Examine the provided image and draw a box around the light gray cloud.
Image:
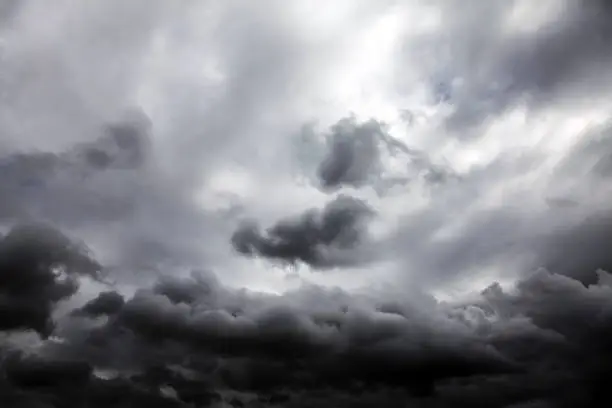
[404,0,612,136]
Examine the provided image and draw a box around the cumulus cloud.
[72,291,124,318]
[44,270,512,398]
[0,264,608,406]
[231,195,375,269]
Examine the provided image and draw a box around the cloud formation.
[0,223,101,337]
[416,0,612,134]
[0,260,611,406]
[0,111,150,225]
[2,0,612,406]
[231,195,375,269]
[316,116,455,192]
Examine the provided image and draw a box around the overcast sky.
[2,1,612,407]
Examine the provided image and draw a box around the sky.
[1,1,612,407]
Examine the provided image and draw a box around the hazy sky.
[2,1,612,406]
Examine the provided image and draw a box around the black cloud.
[47,271,513,400]
[0,351,188,408]
[231,195,375,268]
[0,223,101,337]
[15,267,608,407]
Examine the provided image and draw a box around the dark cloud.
[535,211,612,285]
[231,195,375,268]
[72,291,125,318]
[3,353,93,389]
[0,267,599,406]
[46,271,511,399]
[0,222,101,337]
[3,1,612,406]
[0,222,610,406]
[316,116,455,192]
[0,351,188,408]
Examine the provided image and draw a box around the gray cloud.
[0,223,101,337]
[231,195,375,269]
[316,116,455,192]
[317,118,386,190]
[46,270,511,398]
[0,264,603,406]
[382,113,612,292]
[0,220,610,405]
[72,291,125,318]
[3,1,612,406]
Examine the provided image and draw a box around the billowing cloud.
[72,291,124,318]
[0,223,101,337]
[0,264,608,406]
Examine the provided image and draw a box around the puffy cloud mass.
[2,0,612,406]
[0,223,101,337]
[3,267,612,407]
[231,195,375,269]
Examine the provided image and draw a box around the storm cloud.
[3,0,612,406]
[0,261,609,406]
[0,223,101,337]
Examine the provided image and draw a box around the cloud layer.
[3,259,612,406]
